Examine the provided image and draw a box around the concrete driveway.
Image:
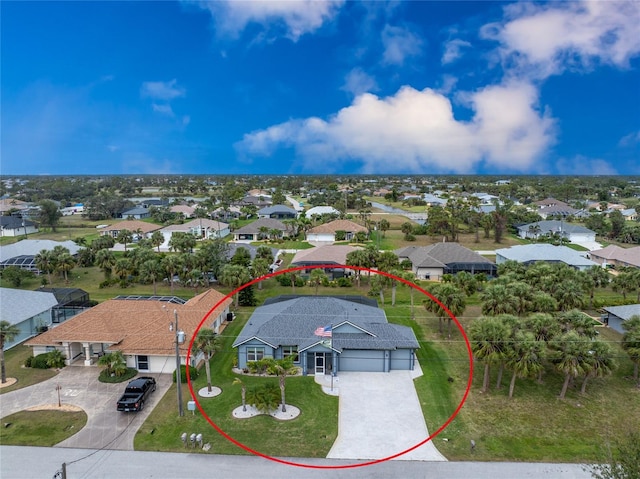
[325,370,447,461]
[0,366,172,450]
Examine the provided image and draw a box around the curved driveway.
[325,370,447,461]
[0,366,172,450]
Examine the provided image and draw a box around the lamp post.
[173,309,184,417]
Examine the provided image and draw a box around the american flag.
[314,324,332,337]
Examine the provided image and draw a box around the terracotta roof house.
[588,245,640,269]
[0,216,38,237]
[159,219,230,249]
[291,245,362,279]
[233,295,419,374]
[601,304,640,334]
[99,220,161,239]
[232,218,288,242]
[516,221,596,244]
[0,198,29,214]
[170,204,197,218]
[306,219,368,243]
[257,205,298,220]
[495,244,599,271]
[395,243,497,280]
[26,289,232,372]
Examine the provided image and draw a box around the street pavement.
[0,446,594,479]
[0,365,172,450]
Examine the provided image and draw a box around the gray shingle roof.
[258,205,297,215]
[517,221,594,235]
[233,218,287,235]
[0,240,82,262]
[396,243,492,268]
[495,244,598,268]
[602,304,640,320]
[233,296,418,351]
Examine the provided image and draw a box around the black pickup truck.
[116,377,156,412]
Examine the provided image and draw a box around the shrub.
[24,356,33,367]
[98,367,138,383]
[336,277,353,287]
[173,364,198,383]
[31,353,51,369]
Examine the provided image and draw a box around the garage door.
[339,350,384,372]
[390,350,412,370]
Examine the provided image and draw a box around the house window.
[246,347,264,362]
[137,355,149,371]
[282,346,299,363]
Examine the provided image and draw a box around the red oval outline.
[186,264,473,469]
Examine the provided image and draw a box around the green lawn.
[0,409,87,446]
[0,345,58,395]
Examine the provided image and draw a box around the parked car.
[116,377,156,412]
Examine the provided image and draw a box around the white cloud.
[619,130,640,146]
[381,24,423,66]
[140,79,185,101]
[481,1,640,79]
[554,155,618,175]
[340,68,378,97]
[152,103,174,116]
[442,39,471,65]
[236,81,556,173]
[191,0,344,42]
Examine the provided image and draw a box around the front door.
[315,353,324,374]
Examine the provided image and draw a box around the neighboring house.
[159,219,230,249]
[26,289,232,371]
[533,198,578,219]
[60,204,84,216]
[233,295,419,374]
[601,304,640,334]
[99,220,161,239]
[0,240,82,273]
[516,220,596,244]
[620,208,638,221]
[395,243,497,280]
[120,207,151,220]
[170,204,196,218]
[211,205,241,221]
[588,245,640,269]
[304,206,340,219]
[0,216,38,237]
[495,244,599,271]
[0,198,29,214]
[423,194,447,206]
[227,243,280,263]
[290,245,362,279]
[257,205,298,220]
[306,220,368,243]
[232,218,288,242]
[140,198,170,209]
[470,192,499,205]
[237,195,272,208]
[0,287,89,349]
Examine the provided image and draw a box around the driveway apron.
[326,371,447,461]
[0,366,172,450]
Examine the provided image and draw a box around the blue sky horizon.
[2,1,639,176]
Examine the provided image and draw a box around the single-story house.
[120,207,151,220]
[232,218,288,242]
[304,206,340,219]
[395,243,497,280]
[423,193,447,206]
[290,245,362,279]
[532,198,578,219]
[0,240,83,273]
[140,198,170,209]
[233,295,419,375]
[516,220,596,244]
[26,289,232,372]
[0,198,30,214]
[0,216,38,237]
[588,245,640,269]
[306,219,368,243]
[0,288,60,349]
[211,205,241,221]
[159,219,230,249]
[237,195,272,208]
[620,208,638,221]
[257,205,298,220]
[495,244,600,271]
[601,304,640,334]
[99,220,162,239]
[170,204,197,218]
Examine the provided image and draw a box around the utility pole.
[174,310,184,417]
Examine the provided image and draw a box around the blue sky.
[1,1,639,176]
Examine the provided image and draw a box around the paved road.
[0,446,593,479]
[0,366,172,450]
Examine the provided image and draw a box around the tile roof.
[291,245,362,265]
[101,220,161,234]
[590,245,640,268]
[308,219,368,234]
[396,243,493,268]
[26,289,232,357]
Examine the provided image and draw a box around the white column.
[83,342,92,366]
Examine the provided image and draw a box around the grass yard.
[135,312,338,457]
[0,345,58,395]
[0,409,87,446]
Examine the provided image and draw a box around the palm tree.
[622,315,640,386]
[309,269,328,295]
[401,272,419,319]
[559,309,597,338]
[233,378,247,412]
[553,281,585,311]
[117,229,133,251]
[468,316,510,393]
[97,351,127,377]
[251,258,270,290]
[193,329,221,393]
[150,230,164,252]
[426,283,466,338]
[346,249,369,287]
[579,340,616,395]
[0,321,20,383]
[55,253,76,283]
[267,357,295,412]
[34,249,54,285]
[378,218,390,237]
[162,254,183,294]
[218,264,251,308]
[95,249,116,280]
[480,283,518,316]
[46,349,66,369]
[582,266,610,309]
[612,271,637,301]
[506,331,545,398]
[510,282,534,316]
[139,259,163,295]
[551,331,592,399]
[531,291,558,314]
